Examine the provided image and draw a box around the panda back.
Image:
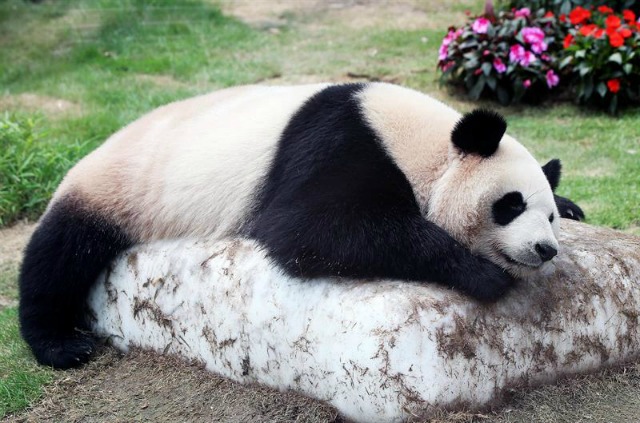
[54,84,329,241]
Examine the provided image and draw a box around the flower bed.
[438,3,640,113]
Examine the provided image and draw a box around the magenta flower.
[441,61,454,72]
[493,57,506,73]
[521,27,547,54]
[515,7,531,18]
[438,29,462,61]
[523,79,532,88]
[472,17,490,34]
[546,70,560,88]
[509,44,525,63]
[509,44,536,67]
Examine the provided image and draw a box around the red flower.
[606,15,621,29]
[623,9,636,22]
[595,28,604,38]
[609,31,624,47]
[559,14,567,23]
[544,11,554,18]
[579,24,598,36]
[607,79,620,93]
[563,33,574,48]
[620,27,632,38]
[598,6,614,14]
[569,7,591,25]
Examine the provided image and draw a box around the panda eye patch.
[492,191,526,226]
[549,213,554,223]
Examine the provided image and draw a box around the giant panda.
[19,82,584,369]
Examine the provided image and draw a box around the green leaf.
[575,50,586,59]
[579,64,592,76]
[486,75,497,90]
[596,82,607,98]
[496,85,511,105]
[481,62,492,76]
[608,94,618,115]
[469,76,485,100]
[623,63,633,74]
[559,56,573,69]
[584,76,594,100]
[608,53,623,64]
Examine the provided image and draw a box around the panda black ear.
[542,158,562,192]
[451,109,507,157]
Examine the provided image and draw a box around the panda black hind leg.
[19,194,132,369]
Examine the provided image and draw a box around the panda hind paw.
[32,333,95,369]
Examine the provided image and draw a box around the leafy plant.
[438,6,564,105]
[559,6,640,113]
[0,114,88,226]
[501,0,639,16]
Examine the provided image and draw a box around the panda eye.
[492,191,527,226]
[549,213,554,223]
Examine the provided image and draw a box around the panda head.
[428,109,560,278]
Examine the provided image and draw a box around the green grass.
[0,113,89,225]
[0,307,55,418]
[0,0,639,416]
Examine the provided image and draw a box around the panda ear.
[451,109,507,157]
[542,158,562,192]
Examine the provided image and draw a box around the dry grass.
[5,347,343,423]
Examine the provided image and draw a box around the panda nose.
[535,243,557,262]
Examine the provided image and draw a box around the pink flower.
[541,54,550,61]
[438,29,462,61]
[509,44,526,63]
[509,44,537,67]
[523,79,531,88]
[483,49,490,56]
[545,69,559,88]
[438,43,449,61]
[515,7,531,18]
[472,17,490,34]
[493,57,506,73]
[521,27,547,53]
[441,61,455,72]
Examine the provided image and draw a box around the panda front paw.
[455,258,515,302]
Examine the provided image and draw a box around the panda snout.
[535,242,557,262]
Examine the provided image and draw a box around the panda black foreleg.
[19,195,132,369]
[542,158,585,221]
[251,205,514,302]
[554,194,585,221]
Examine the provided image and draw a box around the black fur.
[542,158,561,191]
[451,109,507,157]
[249,84,513,302]
[542,159,586,221]
[19,195,132,369]
[492,191,526,226]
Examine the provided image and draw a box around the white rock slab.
[88,220,640,422]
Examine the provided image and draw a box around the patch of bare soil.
[134,74,188,89]
[0,221,35,307]
[0,221,35,266]
[0,94,81,118]
[7,347,343,423]
[219,0,476,30]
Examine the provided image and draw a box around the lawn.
[0,0,638,420]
